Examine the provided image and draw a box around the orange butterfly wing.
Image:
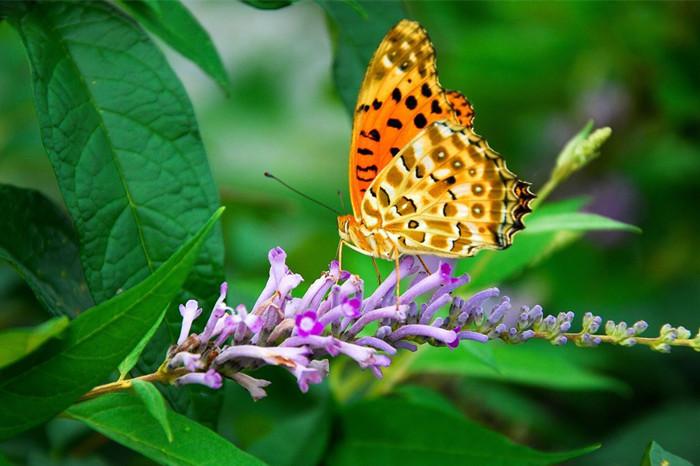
[348,20,475,214]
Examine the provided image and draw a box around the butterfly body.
[337,20,534,264]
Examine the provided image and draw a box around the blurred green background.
[1,1,699,464]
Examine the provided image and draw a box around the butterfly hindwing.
[361,121,534,258]
[348,20,475,215]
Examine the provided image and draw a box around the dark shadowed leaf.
[0,316,68,369]
[68,392,264,466]
[117,0,231,92]
[329,399,598,466]
[117,306,167,379]
[0,185,93,317]
[641,441,693,466]
[0,208,222,440]
[319,0,406,115]
[242,0,297,10]
[248,386,332,466]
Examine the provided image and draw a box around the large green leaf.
[525,211,641,234]
[0,316,68,369]
[329,399,598,466]
[0,208,223,440]
[641,441,693,466]
[319,0,406,115]
[459,197,640,289]
[0,185,93,317]
[68,392,264,466]
[413,340,626,393]
[8,0,223,309]
[117,0,230,92]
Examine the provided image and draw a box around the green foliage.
[0,208,222,440]
[413,340,626,393]
[329,399,598,466]
[117,0,231,92]
[0,316,68,369]
[458,197,634,289]
[319,0,405,115]
[67,391,263,466]
[0,185,93,317]
[117,306,167,379]
[242,0,297,10]
[642,442,694,466]
[7,0,224,309]
[131,380,174,442]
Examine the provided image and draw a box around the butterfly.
[336,20,534,284]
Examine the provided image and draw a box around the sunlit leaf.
[68,392,263,466]
[641,441,693,466]
[0,317,68,369]
[526,212,641,234]
[0,208,222,440]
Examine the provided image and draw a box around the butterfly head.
[337,215,357,243]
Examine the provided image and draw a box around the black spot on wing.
[357,148,373,155]
[368,129,381,141]
[414,113,427,128]
[431,99,442,114]
[372,99,382,110]
[405,96,417,110]
[388,118,403,129]
[421,83,432,97]
[392,88,402,102]
[390,147,400,156]
[355,165,378,182]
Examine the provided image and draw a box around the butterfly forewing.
[349,20,475,214]
[361,121,534,258]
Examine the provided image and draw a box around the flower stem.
[534,332,697,351]
[79,368,187,401]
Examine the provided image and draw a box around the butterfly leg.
[336,240,346,282]
[416,255,432,275]
[393,248,401,307]
[371,256,382,285]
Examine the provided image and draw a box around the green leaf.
[0,185,93,317]
[132,380,173,443]
[67,392,263,466]
[0,316,69,369]
[525,211,641,234]
[242,0,297,9]
[0,207,223,440]
[413,340,626,393]
[248,387,332,466]
[642,441,694,466]
[395,385,459,416]
[319,0,406,115]
[8,0,223,311]
[459,197,625,289]
[117,305,167,379]
[117,0,231,92]
[329,399,598,466]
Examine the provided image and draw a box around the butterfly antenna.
[337,190,346,211]
[264,172,341,215]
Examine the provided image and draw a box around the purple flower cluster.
[163,247,633,399]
